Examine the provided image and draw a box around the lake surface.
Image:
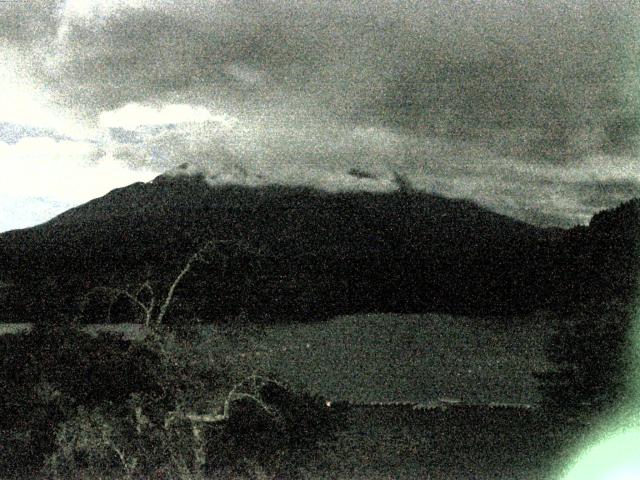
[0,312,551,405]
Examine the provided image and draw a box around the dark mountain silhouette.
[0,170,638,324]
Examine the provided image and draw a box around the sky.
[0,0,638,231]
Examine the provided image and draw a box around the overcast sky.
[0,0,638,231]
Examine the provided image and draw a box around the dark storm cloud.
[2,0,639,226]
[18,0,634,160]
[369,3,640,161]
[0,0,62,45]
[33,2,331,112]
[574,178,640,211]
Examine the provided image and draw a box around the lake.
[0,312,552,405]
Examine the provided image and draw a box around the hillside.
[0,170,637,324]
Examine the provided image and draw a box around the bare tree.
[84,239,262,330]
[71,239,330,478]
[165,374,286,426]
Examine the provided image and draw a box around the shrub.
[208,377,344,478]
[0,324,163,473]
[535,298,635,420]
[45,378,343,480]
[46,401,204,480]
[24,323,344,479]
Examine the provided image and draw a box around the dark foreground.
[300,405,582,480]
[0,404,589,479]
[46,406,582,480]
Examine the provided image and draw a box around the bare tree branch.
[155,246,204,326]
[164,374,287,429]
[89,286,153,325]
[84,239,250,328]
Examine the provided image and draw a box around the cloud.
[96,107,635,227]
[0,0,638,228]
[100,115,403,190]
[0,122,74,144]
[436,154,640,227]
[0,132,157,231]
[0,136,156,203]
[98,102,231,130]
[0,0,62,45]
[21,0,635,157]
[574,179,640,210]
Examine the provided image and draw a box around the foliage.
[43,378,342,480]
[0,317,342,478]
[137,327,343,478]
[46,405,139,479]
[42,339,342,479]
[535,298,635,418]
[0,323,162,472]
[40,324,238,478]
[46,401,207,480]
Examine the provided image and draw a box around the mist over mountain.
[0,169,637,324]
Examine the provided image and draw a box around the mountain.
[0,169,637,324]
